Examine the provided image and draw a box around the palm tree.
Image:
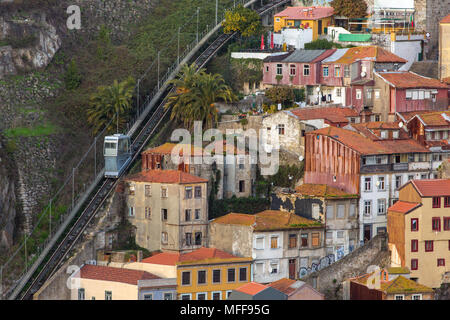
[87,76,136,135]
[165,63,235,130]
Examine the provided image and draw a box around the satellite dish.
[399,122,404,128]
[299,155,304,161]
[361,71,366,77]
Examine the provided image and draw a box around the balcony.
[360,163,391,173]
[392,163,409,171]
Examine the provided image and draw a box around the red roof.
[76,264,159,285]
[275,6,334,20]
[441,14,450,23]
[409,179,450,197]
[142,252,181,266]
[388,201,421,214]
[236,282,269,295]
[268,278,297,295]
[124,169,207,184]
[334,46,406,64]
[288,106,358,125]
[377,71,449,89]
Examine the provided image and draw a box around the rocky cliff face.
[0,139,19,249]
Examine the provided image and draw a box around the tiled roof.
[377,71,448,89]
[322,48,349,63]
[274,6,334,20]
[268,278,297,295]
[212,210,323,231]
[281,49,330,63]
[295,183,358,199]
[263,52,293,63]
[141,252,181,266]
[381,276,434,294]
[235,282,269,295]
[142,141,246,156]
[124,169,207,184]
[310,126,429,155]
[441,14,450,23]
[408,179,450,197]
[387,267,410,274]
[143,248,251,266]
[348,121,409,140]
[288,106,358,124]
[76,264,159,285]
[333,46,406,64]
[388,201,421,214]
[403,111,450,127]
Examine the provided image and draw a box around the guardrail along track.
[15,0,290,300]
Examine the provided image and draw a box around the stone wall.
[301,233,390,300]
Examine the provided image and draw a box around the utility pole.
[196,7,200,44]
[177,26,181,66]
[72,167,75,209]
[215,0,218,26]
[157,51,161,90]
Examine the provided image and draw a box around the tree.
[223,5,262,38]
[265,86,295,106]
[64,59,82,90]
[330,0,367,19]
[165,63,235,130]
[87,76,135,135]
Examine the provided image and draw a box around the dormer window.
[380,130,387,139]
[393,130,399,139]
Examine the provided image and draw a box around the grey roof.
[282,49,326,63]
[322,49,349,63]
[263,52,293,62]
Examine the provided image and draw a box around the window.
[395,176,402,189]
[145,207,151,219]
[161,208,168,221]
[227,268,235,282]
[255,236,264,249]
[337,231,344,238]
[161,187,167,198]
[438,259,445,266]
[105,291,112,300]
[408,175,414,181]
[226,290,233,299]
[378,199,386,215]
[277,64,282,75]
[312,232,320,247]
[336,88,342,97]
[212,269,221,284]
[364,200,372,216]
[344,65,350,77]
[406,90,412,100]
[239,267,247,282]
[412,294,422,300]
[411,218,419,231]
[394,294,405,300]
[444,217,450,231]
[277,124,285,135]
[180,294,191,300]
[425,240,434,252]
[375,90,380,99]
[185,209,191,221]
[421,174,427,180]
[432,217,441,231]
[432,197,441,208]
[265,65,269,72]
[366,90,372,99]
[337,204,345,219]
[185,187,193,199]
[411,259,418,270]
[78,288,85,300]
[270,235,278,249]
[161,232,168,244]
[145,185,151,197]
[290,64,296,76]
[323,66,329,77]
[377,227,386,235]
[212,292,221,300]
[128,184,135,195]
[289,234,297,248]
[238,158,245,170]
[195,232,202,246]
[326,204,335,220]
[356,89,362,100]
[194,186,202,198]
[364,177,372,191]
[182,271,191,285]
[270,261,279,274]
[143,294,153,300]
[349,203,356,217]
[195,209,201,220]
[195,270,206,285]
[185,233,192,246]
[301,234,308,247]
[196,293,206,300]
[303,64,310,76]
[411,239,418,252]
[378,176,385,190]
[239,180,245,193]
[334,66,341,77]
[128,207,135,217]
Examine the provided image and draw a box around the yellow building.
[388,179,450,288]
[273,6,334,40]
[439,14,450,80]
[143,247,253,300]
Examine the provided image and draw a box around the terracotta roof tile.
[334,46,406,64]
[268,278,297,295]
[288,106,358,125]
[351,273,433,294]
[406,111,450,127]
[141,252,181,266]
[274,6,334,20]
[409,179,450,197]
[388,201,421,214]
[349,121,409,140]
[76,264,159,285]
[295,183,358,199]
[387,267,410,274]
[212,210,323,231]
[142,141,246,156]
[124,169,207,184]
[441,14,450,23]
[235,282,269,295]
[377,71,449,89]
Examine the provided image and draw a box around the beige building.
[388,179,450,288]
[439,14,450,80]
[124,169,208,253]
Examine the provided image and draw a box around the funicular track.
[13,0,290,300]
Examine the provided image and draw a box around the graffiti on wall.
[299,254,335,278]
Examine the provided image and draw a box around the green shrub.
[64,59,82,90]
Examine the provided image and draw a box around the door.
[318,20,322,35]
[289,259,296,279]
[364,225,372,242]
